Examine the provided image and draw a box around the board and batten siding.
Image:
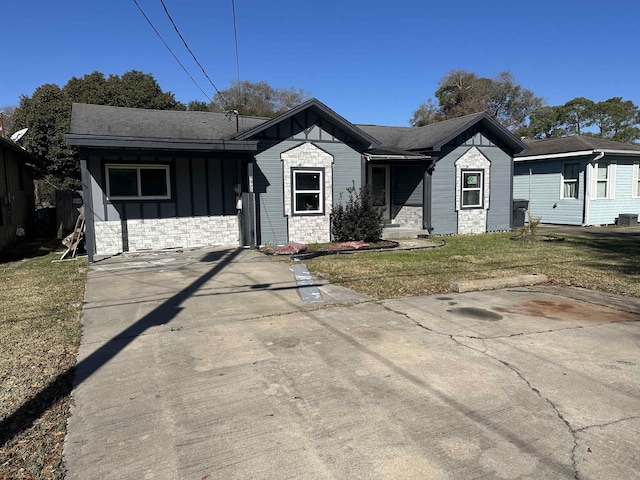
[254,125,363,246]
[587,158,640,225]
[86,153,241,255]
[513,158,586,225]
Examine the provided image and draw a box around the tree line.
[409,70,640,144]
[2,69,639,188]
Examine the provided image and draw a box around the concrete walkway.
[64,247,640,479]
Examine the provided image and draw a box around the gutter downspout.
[583,151,605,226]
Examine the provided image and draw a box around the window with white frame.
[292,169,323,214]
[562,162,579,199]
[633,162,640,198]
[461,170,483,208]
[594,161,614,199]
[106,164,171,200]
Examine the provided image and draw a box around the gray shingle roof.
[68,103,267,140]
[518,136,640,157]
[359,112,526,153]
[67,103,526,155]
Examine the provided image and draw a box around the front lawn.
[305,230,640,299]
[0,241,87,480]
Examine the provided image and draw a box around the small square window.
[293,169,323,214]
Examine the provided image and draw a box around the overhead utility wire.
[132,0,212,102]
[231,0,241,85]
[231,0,243,131]
[158,0,231,111]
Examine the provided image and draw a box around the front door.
[368,165,390,221]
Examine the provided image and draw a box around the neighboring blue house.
[66,99,526,261]
[514,136,640,226]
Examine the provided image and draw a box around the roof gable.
[359,112,527,154]
[235,98,381,148]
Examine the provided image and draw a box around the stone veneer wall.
[282,143,333,244]
[391,205,423,230]
[93,216,239,255]
[455,147,491,235]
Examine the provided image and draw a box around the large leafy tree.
[525,96,640,143]
[590,97,640,143]
[210,80,310,117]
[411,70,543,131]
[11,70,185,188]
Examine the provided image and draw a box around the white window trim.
[560,162,580,200]
[633,162,640,198]
[106,164,171,200]
[292,169,324,215]
[593,161,616,200]
[461,170,484,208]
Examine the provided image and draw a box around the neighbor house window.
[106,164,170,200]
[293,169,323,214]
[461,170,483,208]
[633,162,640,198]
[562,163,579,199]
[594,161,615,199]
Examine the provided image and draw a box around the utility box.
[512,199,529,228]
[617,213,638,227]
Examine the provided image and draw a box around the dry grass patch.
[306,231,640,299]
[0,241,87,480]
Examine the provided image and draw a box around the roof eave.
[65,134,258,152]
[515,148,640,161]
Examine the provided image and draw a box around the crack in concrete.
[380,303,581,479]
[575,415,640,433]
[452,336,580,480]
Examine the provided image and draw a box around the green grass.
[306,231,640,299]
[0,241,87,480]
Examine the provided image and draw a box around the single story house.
[514,136,640,226]
[0,136,37,250]
[66,99,527,261]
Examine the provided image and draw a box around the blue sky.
[2,0,639,126]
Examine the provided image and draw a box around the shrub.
[332,183,384,242]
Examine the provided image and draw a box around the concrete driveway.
[65,247,640,479]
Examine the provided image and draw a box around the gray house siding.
[430,150,458,234]
[83,151,242,256]
[391,166,425,205]
[87,154,238,221]
[481,146,512,232]
[430,133,514,235]
[253,123,364,246]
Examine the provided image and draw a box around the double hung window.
[293,169,323,214]
[461,171,483,208]
[562,163,579,199]
[595,162,612,199]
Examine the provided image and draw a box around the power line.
[231,0,241,86]
[132,0,212,102]
[158,0,231,110]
